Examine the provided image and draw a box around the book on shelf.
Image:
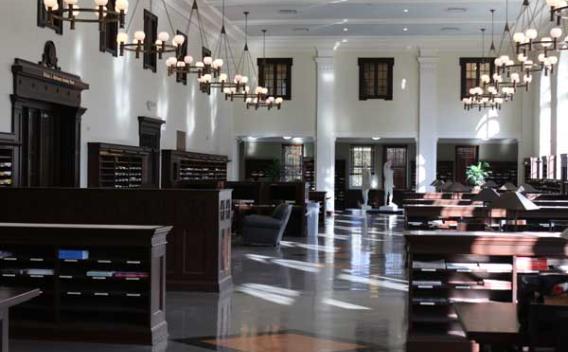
[58,249,89,260]
[412,280,443,287]
[517,257,549,272]
[479,263,513,273]
[26,268,54,276]
[446,263,479,271]
[412,260,446,270]
[86,271,115,278]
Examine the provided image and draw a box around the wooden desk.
[454,303,521,347]
[0,288,41,352]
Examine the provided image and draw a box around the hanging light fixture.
[463,27,510,111]
[224,11,267,103]
[510,0,562,76]
[43,0,128,31]
[198,0,237,95]
[246,30,283,110]
[165,0,218,79]
[117,0,185,60]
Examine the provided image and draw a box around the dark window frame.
[383,145,408,190]
[99,0,118,56]
[281,144,303,182]
[459,57,495,99]
[349,145,375,188]
[258,58,293,100]
[143,9,158,73]
[37,0,64,35]
[176,30,188,85]
[358,58,394,101]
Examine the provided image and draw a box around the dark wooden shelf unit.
[484,161,518,187]
[161,150,228,188]
[335,160,346,210]
[436,161,454,182]
[0,223,171,346]
[405,231,568,352]
[88,143,154,189]
[303,157,315,191]
[0,147,15,188]
[244,159,274,181]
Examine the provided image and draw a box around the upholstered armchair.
[242,204,292,246]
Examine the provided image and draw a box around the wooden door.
[455,145,479,184]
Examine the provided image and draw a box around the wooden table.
[454,303,521,350]
[0,288,41,352]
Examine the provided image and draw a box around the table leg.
[0,308,8,352]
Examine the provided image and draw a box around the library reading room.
[1,0,568,351]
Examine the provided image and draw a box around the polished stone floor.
[13,210,408,352]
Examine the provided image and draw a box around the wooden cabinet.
[161,150,228,188]
[0,223,170,345]
[0,145,17,188]
[88,143,155,189]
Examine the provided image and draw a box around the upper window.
[37,0,63,34]
[258,58,293,100]
[350,145,375,188]
[459,58,494,99]
[143,9,158,73]
[358,58,394,101]
[100,0,118,56]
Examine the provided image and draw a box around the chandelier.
[166,0,222,79]
[511,0,565,75]
[43,0,128,31]
[198,0,237,94]
[463,27,511,111]
[246,30,284,110]
[117,0,184,60]
[224,11,267,102]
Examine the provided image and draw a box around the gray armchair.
[242,204,292,246]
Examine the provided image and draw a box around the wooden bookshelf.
[161,150,228,188]
[437,161,454,182]
[484,161,518,187]
[0,147,15,188]
[335,160,346,210]
[303,157,315,191]
[405,231,568,352]
[88,143,155,189]
[0,223,171,345]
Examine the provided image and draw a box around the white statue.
[361,167,372,209]
[383,160,395,208]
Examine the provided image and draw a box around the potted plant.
[466,161,491,190]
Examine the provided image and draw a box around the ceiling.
[205,0,525,38]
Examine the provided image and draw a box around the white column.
[416,55,439,192]
[228,137,240,181]
[315,49,336,212]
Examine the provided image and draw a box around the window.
[358,58,394,101]
[37,0,63,34]
[176,31,188,85]
[143,10,158,73]
[459,58,494,99]
[384,146,408,189]
[258,58,293,100]
[99,0,118,56]
[350,145,375,188]
[281,144,303,182]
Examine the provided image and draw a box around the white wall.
[0,0,239,186]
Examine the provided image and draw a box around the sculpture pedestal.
[379,203,400,213]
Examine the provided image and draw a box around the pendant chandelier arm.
[161,0,177,35]
[125,0,141,32]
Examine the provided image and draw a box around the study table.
[0,288,41,352]
[454,302,522,349]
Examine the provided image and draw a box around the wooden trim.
[37,0,63,35]
[358,58,394,101]
[143,9,158,73]
[99,0,118,56]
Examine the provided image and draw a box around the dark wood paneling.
[0,188,232,292]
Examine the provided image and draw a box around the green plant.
[466,161,491,186]
[264,159,281,181]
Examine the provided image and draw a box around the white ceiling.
[204,0,525,38]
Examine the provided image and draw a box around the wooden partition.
[0,188,232,292]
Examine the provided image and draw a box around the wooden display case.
[405,231,568,352]
[0,223,171,346]
[0,146,16,188]
[161,150,228,188]
[88,143,155,189]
